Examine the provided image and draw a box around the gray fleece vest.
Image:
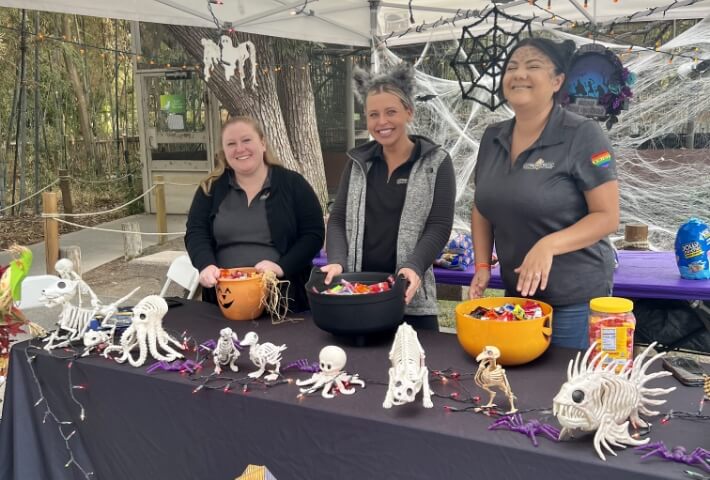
[344,148,448,315]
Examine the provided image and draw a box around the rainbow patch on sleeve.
[591,150,612,168]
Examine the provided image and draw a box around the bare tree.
[61,15,97,174]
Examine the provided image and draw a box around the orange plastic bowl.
[455,297,553,366]
[216,267,266,321]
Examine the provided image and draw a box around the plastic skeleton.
[296,346,365,398]
[474,346,518,414]
[201,38,220,82]
[240,331,286,382]
[553,341,676,461]
[213,327,241,374]
[488,413,561,447]
[219,36,258,89]
[41,260,138,351]
[635,441,710,472]
[103,295,184,367]
[383,323,433,408]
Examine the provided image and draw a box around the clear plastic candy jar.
[588,297,636,371]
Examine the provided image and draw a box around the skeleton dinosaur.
[41,260,138,351]
[553,342,675,461]
[241,331,286,381]
[383,322,433,408]
[474,345,518,414]
[213,327,241,374]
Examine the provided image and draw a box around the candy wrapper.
[319,276,394,295]
[674,218,710,280]
[468,300,543,321]
[435,233,474,270]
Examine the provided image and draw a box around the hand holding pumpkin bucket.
[216,267,289,322]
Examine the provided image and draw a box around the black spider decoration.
[450,6,532,111]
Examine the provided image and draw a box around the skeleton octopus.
[103,295,184,367]
[296,346,365,398]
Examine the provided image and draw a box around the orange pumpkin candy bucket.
[216,267,267,321]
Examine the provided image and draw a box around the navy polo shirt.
[474,105,617,306]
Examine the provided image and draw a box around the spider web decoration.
[450,6,532,111]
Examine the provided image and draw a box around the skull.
[219,327,238,343]
[318,346,347,375]
[391,378,417,405]
[54,258,76,279]
[132,295,168,326]
[41,279,79,307]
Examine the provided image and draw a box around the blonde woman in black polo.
[469,38,620,349]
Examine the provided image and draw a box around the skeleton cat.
[383,323,433,408]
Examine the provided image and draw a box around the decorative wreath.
[562,44,636,129]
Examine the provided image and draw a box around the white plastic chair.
[160,255,199,300]
[17,274,61,309]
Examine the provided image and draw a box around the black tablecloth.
[1,300,706,480]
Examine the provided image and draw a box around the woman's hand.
[514,238,554,297]
[468,269,491,299]
[320,264,343,285]
[255,260,284,278]
[199,265,221,288]
[398,267,421,305]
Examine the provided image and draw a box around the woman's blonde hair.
[199,116,281,195]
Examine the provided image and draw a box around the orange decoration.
[216,267,266,321]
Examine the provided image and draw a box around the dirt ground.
[80,236,191,302]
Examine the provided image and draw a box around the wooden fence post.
[122,221,142,260]
[42,191,59,274]
[58,168,73,214]
[155,175,167,245]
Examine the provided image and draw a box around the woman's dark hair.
[502,37,576,101]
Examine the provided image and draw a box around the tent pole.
[370,0,379,73]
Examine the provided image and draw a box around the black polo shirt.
[213,169,280,268]
[361,140,422,273]
[474,105,617,306]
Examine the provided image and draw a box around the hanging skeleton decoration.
[296,346,365,398]
[383,323,433,408]
[103,295,184,367]
[553,342,675,461]
[450,6,532,111]
[240,331,286,381]
[41,259,138,351]
[201,38,221,83]
[474,345,517,414]
[201,35,258,89]
[212,327,241,374]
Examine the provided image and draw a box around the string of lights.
[0,23,367,75]
[23,344,94,479]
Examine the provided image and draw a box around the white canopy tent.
[5,1,710,46]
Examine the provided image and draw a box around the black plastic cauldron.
[306,268,406,338]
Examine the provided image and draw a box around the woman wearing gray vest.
[322,63,456,331]
[469,38,620,349]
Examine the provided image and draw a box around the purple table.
[314,250,710,301]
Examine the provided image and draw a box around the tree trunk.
[165,26,328,208]
[61,15,97,175]
[274,40,328,207]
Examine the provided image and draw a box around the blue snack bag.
[675,218,710,280]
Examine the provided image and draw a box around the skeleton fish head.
[391,378,418,405]
[552,373,605,432]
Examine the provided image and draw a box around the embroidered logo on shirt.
[396,178,408,185]
[591,150,612,168]
[523,158,555,170]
